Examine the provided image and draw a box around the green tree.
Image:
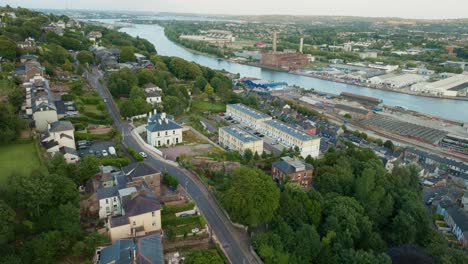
[8,88,24,109]
[163,173,179,190]
[0,200,15,246]
[383,140,395,151]
[184,249,223,264]
[63,59,73,72]
[76,50,94,65]
[0,104,24,144]
[223,167,280,226]
[120,46,135,62]
[0,36,17,60]
[204,83,214,96]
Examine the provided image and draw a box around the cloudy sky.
[5,0,468,19]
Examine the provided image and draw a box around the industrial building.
[260,119,321,158]
[218,126,263,155]
[226,103,272,129]
[180,30,235,45]
[333,104,372,119]
[329,63,385,79]
[340,92,382,105]
[411,74,468,96]
[439,134,468,155]
[260,33,309,70]
[370,73,429,88]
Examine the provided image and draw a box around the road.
[85,68,258,264]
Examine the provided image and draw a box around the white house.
[144,90,162,105]
[41,121,78,163]
[146,111,183,147]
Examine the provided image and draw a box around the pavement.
[85,68,258,264]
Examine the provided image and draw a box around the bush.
[61,94,75,101]
[79,96,102,105]
[75,130,117,141]
[162,215,204,227]
[162,202,196,215]
[127,147,144,161]
[163,173,179,190]
[100,157,130,167]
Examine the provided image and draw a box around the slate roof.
[446,207,468,232]
[136,234,164,264]
[334,104,370,115]
[147,114,182,133]
[272,159,314,174]
[98,239,135,264]
[264,119,318,141]
[59,146,78,156]
[221,126,261,143]
[123,163,160,178]
[228,103,271,120]
[123,190,161,217]
[49,120,74,132]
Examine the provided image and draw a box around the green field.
[0,142,41,184]
[192,101,226,112]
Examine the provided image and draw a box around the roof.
[334,104,370,115]
[227,103,271,120]
[446,206,468,232]
[99,239,135,264]
[405,148,468,172]
[136,234,164,264]
[123,163,160,178]
[59,146,78,156]
[145,91,161,98]
[273,158,314,174]
[49,120,74,132]
[264,119,317,142]
[220,126,261,143]
[123,190,161,217]
[147,113,182,132]
[97,185,119,200]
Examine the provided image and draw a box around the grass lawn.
[183,131,208,145]
[192,101,226,113]
[0,142,41,184]
[83,104,101,114]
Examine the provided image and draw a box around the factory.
[180,30,235,45]
[370,73,429,88]
[241,79,288,92]
[218,126,264,155]
[260,33,309,70]
[411,74,468,97]
[226,103,272,129]
[259,120,321,158]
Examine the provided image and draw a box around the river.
[119,23,468,123]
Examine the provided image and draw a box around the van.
[108,146,116,156]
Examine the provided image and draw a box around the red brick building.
[271,157,314,188]
[261,51,309,70]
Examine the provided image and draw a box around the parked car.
[95,150,102,158]
[102,150,108,157]
[191,228,200,233]
[108,146,116,156]
[139,152,148,158]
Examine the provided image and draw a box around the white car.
[102,150,109,157]
[139,152,148,158]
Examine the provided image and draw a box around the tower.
[299,37,304,53]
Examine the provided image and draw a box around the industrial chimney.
[273,32,277,52]
[299,37,304,53]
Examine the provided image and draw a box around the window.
[152,211,155,217]
[157,140,160,146]
[152,221,156,226]
[176,138,179,143]
[133,221,136,226]
[157,132,160,137]
[165,131,168,136]
[113,197,117,202]
[173,130,175,134]
[106,199,109,204]
[167,139,170,145]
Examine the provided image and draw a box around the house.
[146,111,183,147]
[97,171,132,220]
[144,90,162,105]
[41,121,77,163]
[87,31,103,42]
[450,173,468,189]
[437,200,468,247]
[272,157,314,188]
[123,163,162,197]
[108,189,162,242]
[17,37,37,50]
[33,102,58,132]
[96,234,164,264]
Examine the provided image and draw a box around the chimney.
[299,37,304,53]
[161,112,166,120]
[153,109,157,115]
[273,32,277,52]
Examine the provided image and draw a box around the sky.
[4,0,468,19]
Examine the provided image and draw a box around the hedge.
[75,130,117,141]
[100,157,130,167]
[79,96,102,105]
[162,202,196,216]
[162,215,205,227]
[127,147,144,161]
[64,116,112,125]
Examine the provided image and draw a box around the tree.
[0,200,15,246]
[136,68,155,86]
[223,167,280,226]
[163,173,179,190]
[76,155,100,184]
[204,83,214,96]
[120,46,135,62]
[0,104,24,144]
[76,50,94,65]
[0,36,17,60]
[243,149,253,163]
[63,59,73,72]
[383,140,395,151]
[184,249,223,264]
[8,88,24,109]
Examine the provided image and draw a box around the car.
[253,132,260,135]
[426,197,434,205]
[191,228,200,233]
[102,150,109,157]
[139,152,148,158]
[258,134,265,137]
[95,151,102,158]
[179,213,190,217]
[79,152,85,157]
[88,149,95,155]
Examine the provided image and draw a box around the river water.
[119,23,468,123]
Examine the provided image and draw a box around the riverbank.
[160,30,468,102]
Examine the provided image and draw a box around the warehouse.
[411,74,468,96]
[370,73,428,88]
[219,126,263,155]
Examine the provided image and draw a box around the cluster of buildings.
[411,74,468,97]
[90,164,165,263]
[89,43,156,72]
[180,29,235,45]
[220,103,321,159]
[260,33,309,70]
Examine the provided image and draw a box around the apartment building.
[260,119,321,158]
[219,126,263,155]
[226,103,272,129]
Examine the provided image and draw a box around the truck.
[108,146,116,156]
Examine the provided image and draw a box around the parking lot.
[77,140,116,158]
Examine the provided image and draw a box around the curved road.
[85,68,258,264]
